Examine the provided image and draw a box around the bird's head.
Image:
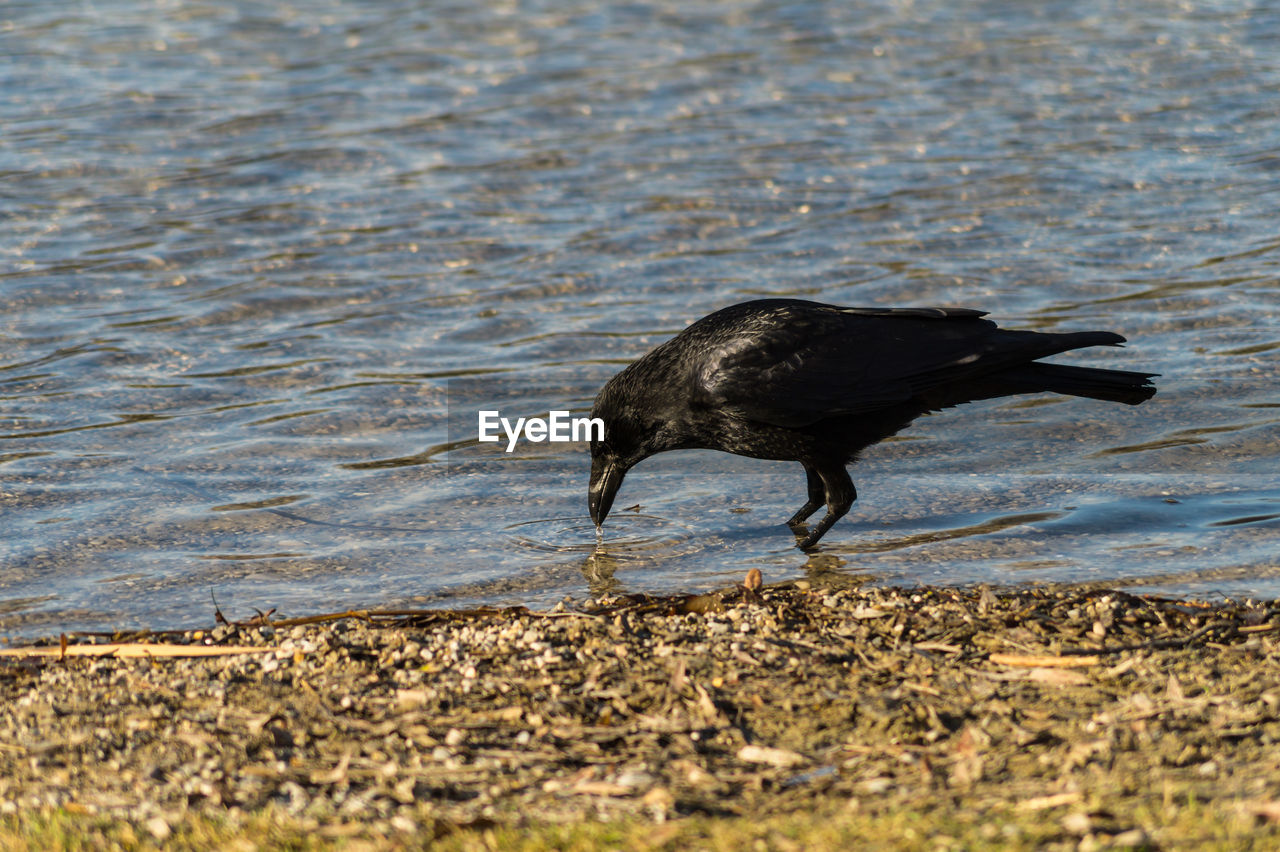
[587,408,647,530]
[587,375,685,529]
[587,441,627,529]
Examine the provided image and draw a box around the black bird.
[588,299,1157,549]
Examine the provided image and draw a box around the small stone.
[614,769,654,789]
[390,815,417,833]
[1061,812,1092,835]
[859,777,892,794]
[642,785,675,818]
[737,745,805,768]
[144,816,170,841]
[1110,828,1149,847]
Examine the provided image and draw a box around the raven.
[588,299,1156,549]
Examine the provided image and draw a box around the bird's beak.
[588,456,626,529]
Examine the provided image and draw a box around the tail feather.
[1004,362,1158,405]
[997,329,1128,362]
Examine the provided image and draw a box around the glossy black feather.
[588,298,1157,548]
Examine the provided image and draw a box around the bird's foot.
[795,530,822,550]
[789,523,820,550]
[792,510,841,550]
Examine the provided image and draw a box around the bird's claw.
[791,526,820,550]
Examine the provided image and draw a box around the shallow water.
[2,0,1278,636]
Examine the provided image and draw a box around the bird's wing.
[696,305,1035,428]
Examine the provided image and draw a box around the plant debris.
[1,581,1278,846]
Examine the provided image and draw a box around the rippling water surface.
[3,1,1278,635]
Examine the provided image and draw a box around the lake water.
[3,0,1278,637]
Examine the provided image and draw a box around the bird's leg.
[786,464,825,527]
[795,465,856,550]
